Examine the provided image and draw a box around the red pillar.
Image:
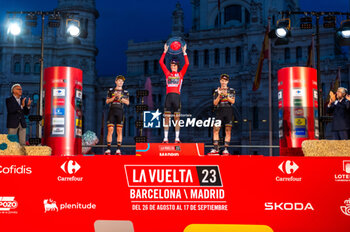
[43,66,83,156]
[278,67,319,156]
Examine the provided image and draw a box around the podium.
[136,143,205,156]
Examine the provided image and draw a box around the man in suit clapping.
[6,84,31,145]
[327,87,350,140]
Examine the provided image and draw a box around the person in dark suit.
[327,87,350,140]
[6,84,32,145]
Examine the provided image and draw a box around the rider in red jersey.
[159,43,189,143]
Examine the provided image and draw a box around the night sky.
[0,0,349,76]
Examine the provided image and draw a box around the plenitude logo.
[43,198,96,213]
[276,160,302,182]
[57,160,83,182]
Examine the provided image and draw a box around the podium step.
[136,143,204,156]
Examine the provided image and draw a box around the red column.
[278,67,319,156]
[43,66,83,156]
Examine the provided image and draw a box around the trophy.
[166,37,186,55]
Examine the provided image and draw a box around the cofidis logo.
[0,165,32,175]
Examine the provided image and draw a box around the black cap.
[220,74,229,80]
[170,58,179,65]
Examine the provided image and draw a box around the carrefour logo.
[60,160,80,174]
[143,109,162,128]
[279,160,299,174]
[276,160,302,182]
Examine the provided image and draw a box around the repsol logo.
[265,202,314,211]
[0,165,32,174]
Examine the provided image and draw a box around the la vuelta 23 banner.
[125,165,226,211]
[0,156,349,232]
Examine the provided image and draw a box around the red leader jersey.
[159,53,189,94]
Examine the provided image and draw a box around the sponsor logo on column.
[52,98,65,106]
[292,89,303,97]
[278,90,283,101]
[43,199,96,213]
[76,128,82,137]
[52,127,64,135]
[294,108,304,116]
[0,197,18,214]
[264,202,314,211]
[58,160,83,182]
[334,160,350,182]
[0,165,32,175]
[276,160,302,182]
[52,117,65,125]
[52,108,65,116]
[76,89,82,99]
[53,88,65,97]
[340,198,350,216]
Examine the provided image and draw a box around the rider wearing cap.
[159,43,189,143]
[209,74,236,155]
[105,75,129,155]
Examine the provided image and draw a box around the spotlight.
[276,28,288,38]
[66,19,80,37]
[275,19,291,38]
[7,20,22,36]
[336,20,350,46]
[268,18,291,45]
[339,20,350,38]
[341,30,350,39]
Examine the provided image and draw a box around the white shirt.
[13,95,23,109]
